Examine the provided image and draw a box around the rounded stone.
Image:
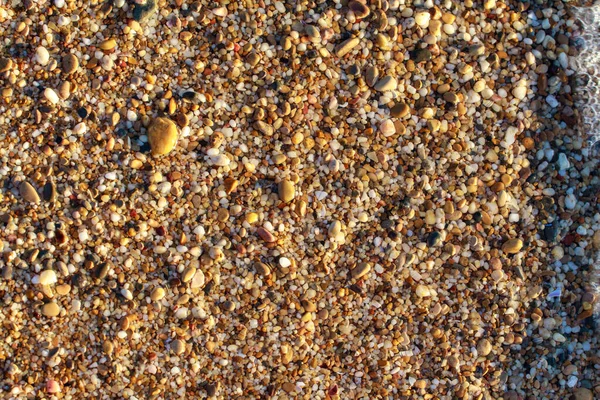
[39,270,57,285]
[171,339,186,355]
[502,238,523,254]
[351,262,371,279]
[254,262,271,276]
[42,302,61,317]
[151,287,166,301]
[278,179,295,203]
[148,117,178,156]
[62,54,79,75]
[390,102,410,118]
[19,181,40,203]
[477,338,492,356]
[374,76,397,92]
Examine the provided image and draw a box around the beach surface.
[0,0,599,399]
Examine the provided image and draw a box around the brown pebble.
[19,181,40,203]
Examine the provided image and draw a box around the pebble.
[257,227,276,243]
[46,380,61,394]
[351,262,371,279]
[42,302,61,317]
[35,46,50,65]
[335,38,360,57]
[427,231,442,247]
[151,287,165,301]
[374,76,397,92]
[148,117,178,156]
[512,86,527,101]
[390,102,410,118]
[254,262,271,276]
[379,120,396,137]
[171,339,185,355]
[278,179,295,203]
[43,88,60,104]
[0,57,13,73]
[19,181,40,203]
[181,266,197,283]
[411,48,432,63]
[254,121,274,136]
[133,0,157,22]
[572,388,593,400]
[38,270,57,285]
[502,238,523,254]
[191,269,205,288]
[415,285,431,298]
[477,339,493,356]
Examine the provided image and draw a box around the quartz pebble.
[38,270,57,285]
[351,262,371,279]
[374,76,397,92]
[35,46,50,65]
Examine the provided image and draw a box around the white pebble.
[35,46,50,65]
[44,88,59,104]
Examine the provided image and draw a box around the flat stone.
[349,1,370,18]
[257,227,276,243]
[477,338,492,356]
[335,37,360,57]
[254,120,273,136]
[502,238,523,254]
[374,76,397,92]
[62,54,79,75]
[390,102,410,118]
[254,262,271,276]
[278,179,295,203]
[39,270,57,285]
[191,269,205,288]
[415,284,431,297]
[19,181,40,203]
[171,339,185,355]
[573,388,593,400]
[182,266,197,283]
[43,181,57,202]
[42,302,61,317]
[0,57,12,73]
[365,66,379,87]
[133,0,157,22]
[351,262,371,279]
[148,117,178,156]
[151,287,166,301]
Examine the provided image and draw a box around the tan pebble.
[335,37,360,57]
[502,238,523,254]
[415,284,431,298]
[56,284,71,295]
[224,177,239,194]
[191,269,205,288]
[491,269,504,282]
[414,379,427,389]
[301,300,316,312]
[151,287,166,301]
[148,117,178,156]
[19,181,40,203]
[102,340,114,354]
[278,179,295,203]
[477,338,492,356]
[351,262,371,279]
[374,76,397,92]
[99,38,117,50]
[39,270,57,285]
[182,266,197,283]
[379,120,396,137]
[254,262,271,276]
[171,339,185,355]
[42,302,61,317]
[282,382,296,393]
